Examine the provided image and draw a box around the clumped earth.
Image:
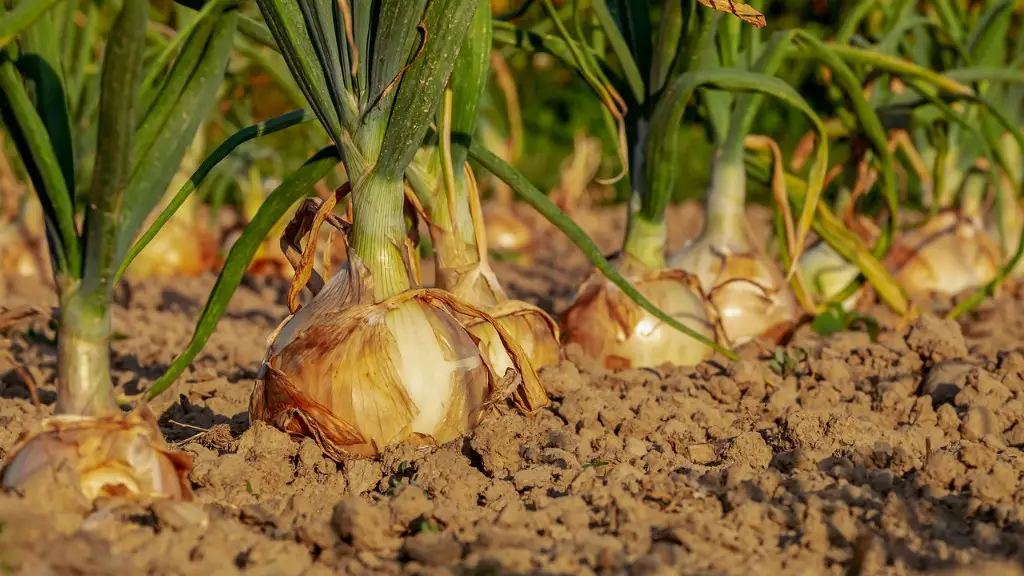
[2,203,1024,575]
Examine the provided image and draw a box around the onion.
[0,225,42,279]
[127,131,215,279]
[560,256,715,369]
[670,234,798,347]
[1,406,192,501]
[127,205,215,279]
[482,204,534,260]
[891,211,1000,300]
[250,250,548,461]
[797,241,863,311]
[669,160,798,347]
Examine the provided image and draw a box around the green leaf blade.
[375,0,481,179]
[145,147,341,401]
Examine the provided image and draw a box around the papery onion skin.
[892,211,1000,300]
[0,408,192,502]
[251,258,537,461]
[670,237,798,348]
[560,267,714,370]
[466,303,561,377]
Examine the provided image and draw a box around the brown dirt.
[2,202,1024,575]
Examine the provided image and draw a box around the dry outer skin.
[1,204,1024,574]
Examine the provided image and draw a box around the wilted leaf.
[697,0,766,28]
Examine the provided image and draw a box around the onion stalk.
[664,21,829,347]
[552,1,764,367]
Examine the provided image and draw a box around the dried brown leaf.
[698,0,766,28]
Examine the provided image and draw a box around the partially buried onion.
[0,224,42,279]
[891,210,1000,300]
[128,130,216,279]
[128,198,216,279]
[1,406,192,501]
[560,255,715,370]
[250,240,548,460]
[0,192,48,283]
[668,160,798,347]
[433,166,561,376]
[670,234,798,347]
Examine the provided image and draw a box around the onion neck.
[623,213,666,271]
[430,174,480,274]
[960,173,985,222]
[56,281,119,416]
[350,170,413,302]
[703,156,748,248]
[936,146,962,210]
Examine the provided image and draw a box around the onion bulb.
[669,235,798,347]
[560,256,715,369]
[797,241,862,311]
[443,257,561,376]
[668,161,798,347]
[891,210,1000,300]
[434,167,561,375]
[483,204,534,261]
[128,196,216,279]
[0,193,48,282]
[1,406,192,501]
[128,130,215,279]
[0,224,42,279]
[250,250,549,460]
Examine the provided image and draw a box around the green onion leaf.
[145,147,341,401]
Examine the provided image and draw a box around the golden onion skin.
[127,216,215,279]
[440,263,561,374]
[483,205,534,261]
[560,266,714,370]
[0,225,41,279]
[670,237,798,347]
[892,211,1000,300]
[251,256,547,460]
[1,408,192,502]
[465,301,561,377]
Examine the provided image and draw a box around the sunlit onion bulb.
[798,241,861,311]
[0,225,41,278]
[669,236,798,347]
[560,264,714,369]
[440,262,561,376]
[250,255,546,460]
[464,301,561,377]
[483,205,534,260]
[128,218,214,279]
[1,410,192,502]
[893,211,1000,299]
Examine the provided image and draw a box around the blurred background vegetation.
[0,0,899,215]
[482,0,846,204]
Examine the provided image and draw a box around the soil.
[2,201,1024,575]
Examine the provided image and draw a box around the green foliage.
[811,303,881,341]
